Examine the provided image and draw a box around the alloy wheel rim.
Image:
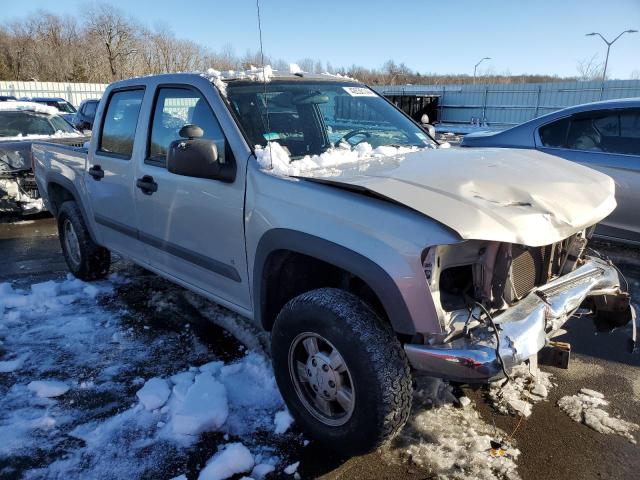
[288,332,355,426]
[63,219,81,267]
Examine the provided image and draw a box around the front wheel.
[271,288,412,455]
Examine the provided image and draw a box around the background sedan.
[461,98,640,245]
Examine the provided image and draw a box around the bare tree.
[576,54,604,81]
[85,4,139,80]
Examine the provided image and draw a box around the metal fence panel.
[375,79,640,126]
[0,81,108,107]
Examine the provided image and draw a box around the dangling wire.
[255,0,272,169]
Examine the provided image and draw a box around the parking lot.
[1,216,638,480]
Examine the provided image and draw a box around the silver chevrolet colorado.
[32,70,634,454]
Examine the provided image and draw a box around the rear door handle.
[88,165,104,180]
[136,175,158,195]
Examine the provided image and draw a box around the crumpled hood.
[303,148,616,247]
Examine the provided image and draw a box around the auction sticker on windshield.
[342,86,376,97]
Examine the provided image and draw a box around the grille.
[510,245,551,299]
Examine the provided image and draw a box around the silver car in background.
[461,98,640,245]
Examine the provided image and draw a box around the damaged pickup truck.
[32,70,635,455]
[0,101,87,215]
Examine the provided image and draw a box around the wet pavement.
[1,217,638,479]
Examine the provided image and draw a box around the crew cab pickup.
[33,70,634,454]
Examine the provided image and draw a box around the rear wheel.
[57,201,111,280]
[271,288,412,455]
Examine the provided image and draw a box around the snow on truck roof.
[0,100,60,116]
[201,64,358,97]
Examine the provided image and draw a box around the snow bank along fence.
[0,81,108,107]
[376,79,640,127]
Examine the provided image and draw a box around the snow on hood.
[0,130,83,142]
[0,101,59,116]
[298,147,617,247]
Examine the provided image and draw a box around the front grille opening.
[439,264,474,311]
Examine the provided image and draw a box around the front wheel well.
[259,250,387,332]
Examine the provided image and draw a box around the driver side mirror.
[167,124,236,183]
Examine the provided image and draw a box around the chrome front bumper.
[404,256,631,382]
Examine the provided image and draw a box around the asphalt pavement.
[1,216,638,479]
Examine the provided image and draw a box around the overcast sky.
[5,0,640,78]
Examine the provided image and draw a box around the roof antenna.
[255,0,273,169]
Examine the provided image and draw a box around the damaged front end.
[405,231,634,382]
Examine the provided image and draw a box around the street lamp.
[473,57,491,84]
[586,29,637,83]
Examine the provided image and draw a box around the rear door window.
[98,89,144,158]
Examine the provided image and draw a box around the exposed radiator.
[509,245,553,300]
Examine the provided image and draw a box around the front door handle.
[136,175,158,195]
[88,165,104,180]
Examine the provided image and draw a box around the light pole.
[473,57,491,84]
[586,30,637,83]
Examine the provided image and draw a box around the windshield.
[226,81,435,159]
[0,111,77,137]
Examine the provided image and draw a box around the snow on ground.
[0,273,300,479]
[388,378,521,480]
[198,442,254,480]
[254,140,420,176]
[558,388,639,444]
[487,364,554,417]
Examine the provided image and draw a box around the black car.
[0,95,17,102]
[73,98,100,130]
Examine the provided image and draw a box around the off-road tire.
[57,201,111,280]
[271,288,413,455]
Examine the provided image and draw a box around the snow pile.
[284,461,300,475]
[393,404,520,480]
[558,388,639,444]
[388,379,520,480]
[321,71,359,82]
[0,355,26,373]
[136,377,171,410]
[0,100,59,116]
[199,442,255,480]
[488,364,554,417]
[274,409,294,434]
[255,141,418,176]
[169,371,229,435]
[27,380,70,398]
[1,272,301,478]
[202,65,275,98]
